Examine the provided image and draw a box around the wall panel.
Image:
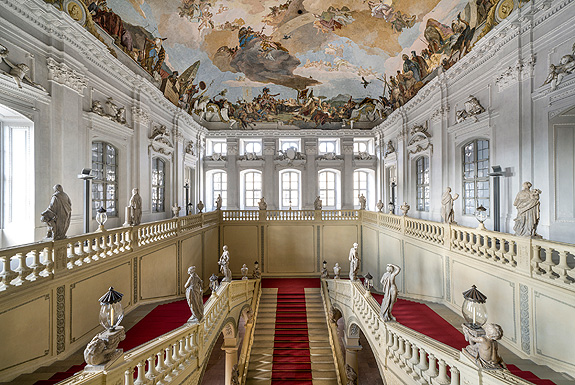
[140,246,178,300]
[323,225,359,275]
[223,225,259,274]
[404,242,443,300]
[266,225,315,273]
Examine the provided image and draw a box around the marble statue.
[219,245,232,282]
[441,187,459,223]
[376,200,384,212]
[84,327,126,367]
[333,263,341,279]
[129,188,142,226]
[358,194,367,210]
[314,196,323,210]
[40,184,72,240]
[345,364,358,385]
[320,264,329,279]
[463,323,506,370]
[513,181,541,237]
[253,262,261,279]
[184,266,203,323]
[543,42,575,91]
[231,364,240,385]
[400,202,410,216]
[258,197,267,210]
[197,200,204,213]
[241,264,249,280]
[209,273,220,294]
[172,204,181,218]
[215,194,222,210]
[91,100,105,115]
[115,107,126,125]
[379,263,401,322]
[348,243,360,281]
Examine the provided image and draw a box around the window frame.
[279,169,301,210]
[318,138,340,155]
[241,170,262,209]
[318,169,340,209]
[353,169,374,209]
[462,139,490,216]
[206,139,227,156]
[240,139,263,156]
[415,156,430,212]
[279,139,301,152]
[151,157,166,213]
[92,141,119,217]
[207,170,227,211]
[353,138,374,155]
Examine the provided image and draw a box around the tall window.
[353,170,370,208]
[318,170,339,209]
[211,171,227,209]
[151,157,166,212]
[463,139,490,215]
[243,171,262,209]
[416,156,430,211]
[92,142,118,217]
[280,170,300,209]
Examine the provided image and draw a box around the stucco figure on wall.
[184,266,204,323]
[463,323,506,370]
[379,263,401,322]
[91,100,105,115]
[314,196,322,210]
[349,243,360,281]
[129,188,142,226]
[258,197,267,210]
[455,95,485,123]
[358,194,367,210]
[241,264,249,279]
[0,44,44,90]
[219,245,232,282]
[333,263,341,279]
[215,194,222,210]
[40,184,72,240]
[543,42,575,91]
[197,200,204,213]
[513,182,541,237]
[441,187,459,223]
[385,140,395,157]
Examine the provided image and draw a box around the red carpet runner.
[263,278,320,384]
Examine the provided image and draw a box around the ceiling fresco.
[76,0,525,128]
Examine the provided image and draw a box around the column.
[263,138,276,209]
[304,137,318,209]
[342,138,355,209]
[222,339,239,385]
[226,138,239,209]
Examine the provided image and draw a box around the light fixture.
[462,285,488,329]
[475,205,487,230]
[364,272,373,292]
[322,260,327,269]
[388,201,395,214]
[96,206,108,232]
[99,287,124,331]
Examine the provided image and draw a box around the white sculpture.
[543,42,575,91]
[320,263,329,279]
[91,100,105,115]
[379,263,401,322]
[348,243,360,281]
[197,200,204,213]
[219,245,232,282]
[185,266,204,323]
[129,188,142,226]
[40,184,72,240]
[455,95,485,123]
[84,327,125,367]
[358,194,367,210]
[314,196,322,210]
[333,263,341,279]
[241,264,249,280]
[209,273,219,294]
[376,200,384,212]
[215,194,222,210]
[463,323,506,369]
[115,106,126,125]
[400,202,410,216]
[172,204,181,218]
[385,140,395,157]
[0,44,44,90]
[513,181,541,237]
[253,262,261,279]
[258,197,267,210]
[441,187,459,223]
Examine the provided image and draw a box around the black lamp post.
[77,168,95,233]
[488,165,505,232]
[184,180,190,215]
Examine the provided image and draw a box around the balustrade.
[405,217,445,245]
[451,225,518,267]
[380,213,402,232]
[531,239,575,286]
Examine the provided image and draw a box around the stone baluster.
[425,354,438,379]
[177,338,187,369]
[450,366,460,385]
[397,337,406,367]
[124,367,135,385]
[163,346,174,381]
[146,354,159,380]
[171,342,181,375]
[41,247,54,277]
[540,246,554,274]
[67,242,79,267]
[403,341,413,373]
[531,244,543,274]
[13,252,32,285]
[155,350,166,376]
[416,348,428,372]
[84,238,95,263]
[508,239,517,266]
[553,250,571,283]
[27,249,43,281]
[435,359,451,384]
[133,361,146,385]
[0,256,15,290]
[391,334,400,362]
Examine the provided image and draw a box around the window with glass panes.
[151,158,166,212]
[279,139,300,152]
[244,171,262,208]
[353,170,369,207]
[463,139,490,215]
[318,139,338,155]
[281,171,300,209]
[243,140,262,155]
[91,142,118,217]
[212,171,227,208]
[318,170,337,208]
[416,156,430,211]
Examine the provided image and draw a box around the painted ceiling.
[88,0,518,128]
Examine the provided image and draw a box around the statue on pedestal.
[348,243,360,281]
[333,263,341,279]
[40,184,72,240]
[400,202,410,216]
[376,200,384,212]
[129,188,142,226]
[215,194,222,210]
[513,181,541,237]
[258,197,267,210]
[253,262,261,279]
[184,266,203,323]
[241,264,249,279]
[320,263,329,279]
[197,200,204,213]
[219,245,232,282]
[358,194,367,210]
[463,323,506,370]
[314,196,322,210]
[379,263,401,322]
[209,273,220,294]
[441,187,459,223]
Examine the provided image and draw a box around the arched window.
[92,141,118,217]
[242,170,262,209]
[353,169,374,209]
[207,170,227,210]
[463,139,490,215]
[280,170,300,209]
[416,156,430,212]
[151,157,166,212]
[318,169,340,209]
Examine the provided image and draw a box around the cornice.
[0,73,51,106]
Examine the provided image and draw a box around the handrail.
[58,279,259,385]
[325,279,534,385]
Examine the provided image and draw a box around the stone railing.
[0,212,218,294]
[325,279,533,385]
[58,279,259,385]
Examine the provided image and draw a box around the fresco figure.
[402,54,421,82]
[513,182,541,237]
[41,184,72,240]
[379,264,401,322]
[185,266,204,323]
[143,37,166,75]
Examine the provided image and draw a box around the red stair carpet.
[371,294,556,385]
[34,296,209,385]
[262,278,320,385]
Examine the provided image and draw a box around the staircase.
[246,287,338,384]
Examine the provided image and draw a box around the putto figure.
[513,181,541,237]
[348,242,360,281]
[463,323,507,369]
[379,263,401,321]
[219,245,232,282]
[441,187,459,223]
[184,266,203,323]
[40,184,72,240]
